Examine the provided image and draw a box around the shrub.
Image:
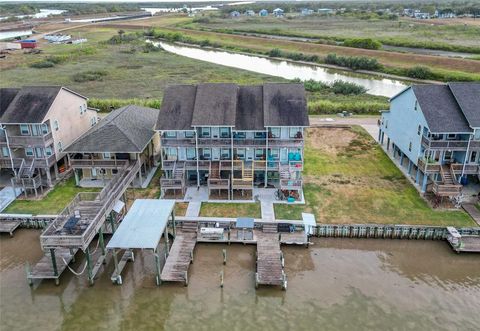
[308,100,387,115]
[405,66,434,80]
[331,80,367,95]
[88,98,162,112]
[325,53,381,71]
[293,78,329,92]
[343,38,382,50]
[268,48,282,57]
[72,70,108,83]
[30,60,55,68]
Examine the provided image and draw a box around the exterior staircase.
[433,165,462,197]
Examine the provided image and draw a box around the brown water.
[1,230,479,331]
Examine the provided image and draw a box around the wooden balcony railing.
[7,131,53,147]
[208,178,230,188]
[70,159,128,168]
[280,179,303,190]
[160,177,185,189]
[432,183,462,197]
[450,163,479,175]
[417,158,441,173]
[421,135,471,150]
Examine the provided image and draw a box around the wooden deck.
[448,236,480,253]
[160,232,197,285]
[27,248,78,285]
[255,232,286,289]
[0,219,23,236]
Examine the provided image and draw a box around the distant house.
[414,12,431,19]
[378,83,480,198]
[273,8,284,17]
[318,8,334,15]
[230,11,240,18]
[65,105,160,188]
[435,10,456,19]
[259,9,268,17]
[301,8,314,16]
[245,10,255,16]
[0,86,97,196]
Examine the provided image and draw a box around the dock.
[256,232,287,289]
[27,248,78,285]
[0,218,23,237]
[446,226,480,253]
[160,232,197,285]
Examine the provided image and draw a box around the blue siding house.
[379,83,480,197]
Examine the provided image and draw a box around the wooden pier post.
[154,249,161,286]
[220,270,224,288]
[99,228,106,264]
[171,211,176,238]
[85,247,94,285]
[49,249,59,282]
[164,227,170,256]
[222,249,227,265]
[109,214,116,233]
[111,249,122,285]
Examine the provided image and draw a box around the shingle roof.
[191,83,238,126]
[412,85,472,133]
[448,82,480,128]
[263,83,309,127]
[156,83,308,130]
[156,85,197,131]
[0,88,20,118]
[0,86,62,124]
[65,105,159,153]
[236,85,264,130]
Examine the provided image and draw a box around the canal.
[1,230,479,330]
[157,41,407,98]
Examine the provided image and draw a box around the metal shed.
[106,199,176,285]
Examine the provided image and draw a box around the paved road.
[309,116,379,126]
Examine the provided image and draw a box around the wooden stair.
[263,223,278,233]
[182,221,198,233]
[441,165,455,185]
[210,161,220,179]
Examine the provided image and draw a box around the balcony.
[7,131,53,147]
[280,179,303,190]
[268,138,304,148]
[432,182,462,197]
[417,158,441,173]
[70,159,128,169]
[420,135,480,150]
[161,138,195,147]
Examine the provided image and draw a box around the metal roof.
[106,199,175,250]
[236,217,254,228]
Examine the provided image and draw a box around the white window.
[186,148,196,160]
[254,132,265,139]
[2,147,9,157]
[470,151,478,163]
[25,147,34,157]
[255,149,264,159]
[269,148,279,160]
[20,124,30,135]
[90,117,97,126]
[53,120,59,131]
[45,147,53,156]
[79,105,83,115]
[103,153,111,159]
[447,134,457,140]
[235,131,246,139]
[444,151,453,160]
[414,100,418,111]
[202,148,211,159]
[236,148,245,159]
[220,128,230,138]
[385,120,388,129]
[57,141,62,152]
[41,124,49,134]
[221,148,230,159]
[201,127,210,138]
[408,142,412,152]
[269,128,280,138]
[185,131,194,138]
[289,127,300,138]
[417,125,422,135]
[166,131,176,138]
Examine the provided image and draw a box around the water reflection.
[157,41,407,98]
[1,231,479,331]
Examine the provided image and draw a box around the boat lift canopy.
[106,199,176,286]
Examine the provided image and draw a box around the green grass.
[4,177,99,215]
[200,203,261,218]
[274,126,475,227]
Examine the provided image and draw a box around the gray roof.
[156,83,308,130]
[191,83,238,127]
[448,82,480,128]
[236,85,264,130]
[156,85,197,131]
[412,85,472,133]
[65,105,159,153]
[0,88,20,118]
[0,86,62,124]
[263,83,309,127]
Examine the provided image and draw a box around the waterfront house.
[378,83,480,198]
[273,8,284,17]
[318,8,334,15]
[230,11,240,18]
[65,105,160,188]
[156,83,309,200]
[0,86,97,197]
[245,10,255,16]
[259,9,268,17]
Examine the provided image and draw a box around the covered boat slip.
[106,199,176,285]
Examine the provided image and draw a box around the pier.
[446,227,480,253]
[160,231,197,285]
[27,160,139,285]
